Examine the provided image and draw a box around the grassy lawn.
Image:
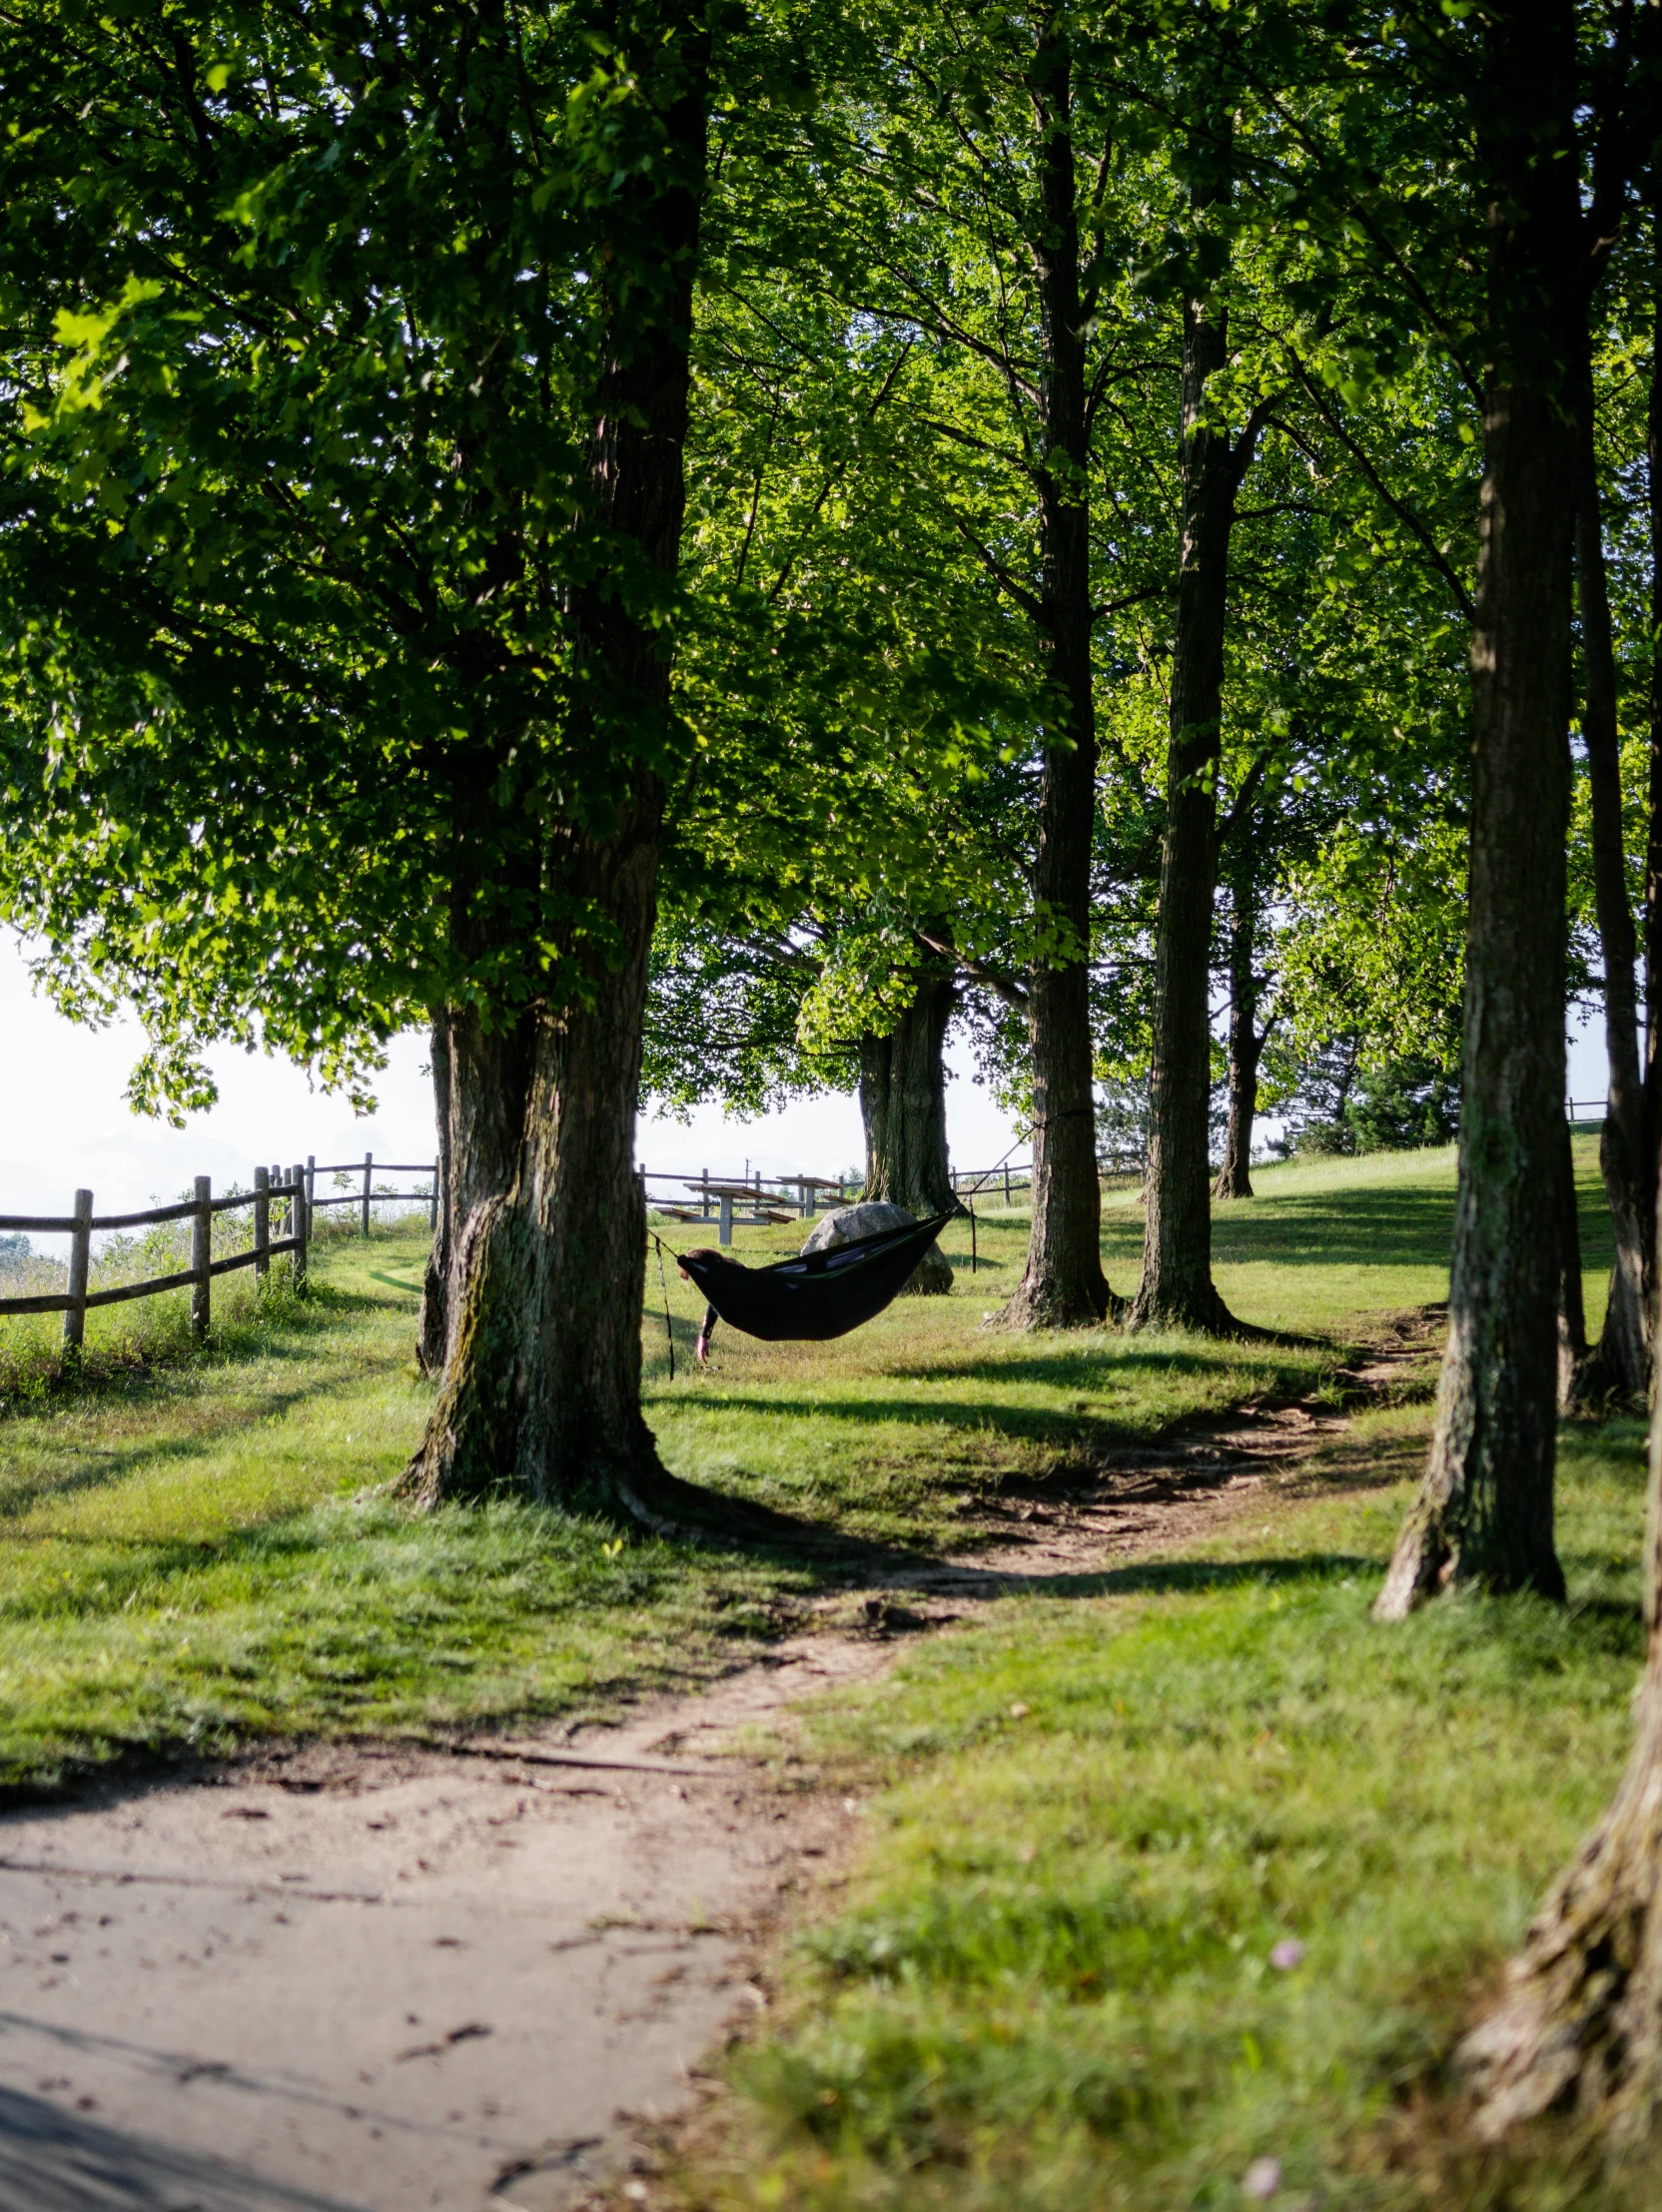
[0,1137,1645,2203]
[694,1416,1651,2212]
[677,1141,1650,2212]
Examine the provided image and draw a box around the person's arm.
[693,1303,717,1365]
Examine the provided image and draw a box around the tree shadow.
[0,2076,367,2209]
[655,1387,1220,1453]
[637,1463,1358,1599]
[1208,1187,1459,1270]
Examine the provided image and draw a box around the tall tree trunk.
[1214,844,1260,1201]
[1130,115,1262,1331]
[1558,1114,1589,1407]
[1000,21,1111,1330]
[1460,1170,1662,2132]
[401,9,707,1521]
[1459,170,1662,2149]
[416,1013,452,1376]
[1645,194,1662,1324]
[858,967,958,1294]
[1577,442,1650,1398]
[1373,0,1578,1619]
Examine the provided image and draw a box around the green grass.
[0,1236,813,1787]
[675,1141,1652,2212]
[704,1428,1656,2210]
[646,1207,1348,1552]
[0,1139,1610,1796]
[0,1135,1648,2206]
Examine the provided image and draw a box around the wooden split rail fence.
[0,1152,438,1349]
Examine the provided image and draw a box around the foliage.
[0,0,751,1111]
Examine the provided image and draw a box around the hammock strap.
[651,1231,675,1381]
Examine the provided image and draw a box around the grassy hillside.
[670,1139,1651,2212]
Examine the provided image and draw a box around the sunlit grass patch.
[0,1147,1479,1791]
[702,1412,1653,2212]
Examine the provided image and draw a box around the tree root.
[1125,1279,1242,1337]
[1459,1692,1662,2142]
[992,1275,1114,1329]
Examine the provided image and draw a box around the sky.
[0,931,1023,1239]
[0,928,1614,1244]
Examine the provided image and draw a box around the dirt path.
[0,1333,1432,2212]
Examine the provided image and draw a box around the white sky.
[0,931,1022,1229]
[0,929,1613,1233]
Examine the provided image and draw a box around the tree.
[1374,0,1633,1614]
[1129,47,1277,1327]
[786,2,1200,1327]
[0,0,729,1522]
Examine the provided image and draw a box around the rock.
[802,1202,953,1296]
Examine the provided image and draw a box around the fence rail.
[0,1149,443,1346]
[0,1169,310,1346]
[639,1166,857,1241]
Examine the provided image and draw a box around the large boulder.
[802,1200,953,1297]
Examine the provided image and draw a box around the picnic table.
[639,1169,855,1244]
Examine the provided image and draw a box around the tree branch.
[1282,348,1477,622]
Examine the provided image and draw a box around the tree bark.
[1645,196,1662,1329]
[1213,843,1260,1201]
[1576,441,1650,1399]
[1459,177,1662,2140]
[1374,0,1578,1619]
[1000,21,1111,1330]
[859,964,957,1293]
[400,6,707,1520]
[1460,1183,1662,2133]
[1130,116,1261,1332]
[416,1013,452,1376]
[1558,1114,1589,1408]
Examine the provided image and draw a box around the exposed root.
[1459,1685,1662,2143]
[1125,1279,1243,1338]
[992,1275,1114,1329]
[1371,1492,1455,1620]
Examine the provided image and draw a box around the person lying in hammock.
[675,1209,951,1365]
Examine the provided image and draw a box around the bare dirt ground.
[0,1324,1435,2212]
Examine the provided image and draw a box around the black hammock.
[677,1210,952,1353]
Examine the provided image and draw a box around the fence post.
[306,1154,316,1240]
[292,1164,309,1285]
[429,1159,439,1235]
[1004,1163,1011,1205]
[254,1166,271,1280]
[191,1175,212,1338]
[362,1150,373,1239]
[718,1192,733,1245]
[63,1187,92,1350]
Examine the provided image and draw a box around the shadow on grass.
[660,1388,1211,1451]
[1208,1188,1458,1270]
[0,1372,350,1527]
